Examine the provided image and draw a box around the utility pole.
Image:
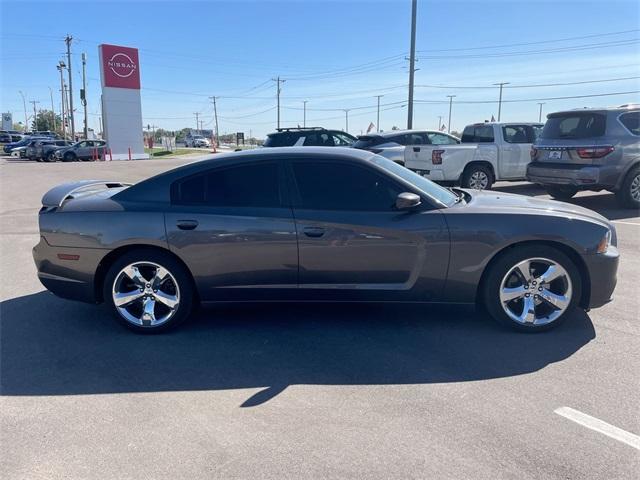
[65,35,75,139]
[18,90,28,132]
[446,94,456,133]
[29,100,39,130]
[438,115,443,130]
[194,112,199,134]
[344,109,350,133]
[375,95,383,132]
[303,100,308,127]
[48,87,57,132]
[81,52,88,139]
[209,96,220,147]
[493,82,510,121]
[538,102,546,122]
[407,0,418,129]
[57,61,66,139]
[272,76,285,129]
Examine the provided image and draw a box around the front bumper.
[526,163,617,189]
[582,246,619,309]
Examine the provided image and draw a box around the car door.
[286,158,449,301]
[165,159,299,301]
[500,125,532,178]
[74,141,90,159]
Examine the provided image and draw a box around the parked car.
[527,105,640,208]
[354,130,460,165]
[54,140,107,161]
[0,130,24,143]
[33,147,618,334]
[404,122,543,190]
[27,139,74,161]
[184,133,211,148]
[30,130,59,138]
[3,136,48,154]
[263,127,356,148]
[10,146,28,158]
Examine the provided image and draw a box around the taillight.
[530,147,538,159]
[432,150,444,165]
[576,146,614,159]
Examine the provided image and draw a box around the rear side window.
[303,132,334,146]
[264,133,293,147]
[541,113,606,139]
[502,125,530,144]
[427,133,459,145]
[619,111,640,136]
[173,162,281,207]
[352,136,383,149]
[291,161,401,211]
[461,125,495,143]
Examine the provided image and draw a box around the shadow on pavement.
[493,183,639,221]
[1,291,595,406]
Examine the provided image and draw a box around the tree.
[32,110,62,132]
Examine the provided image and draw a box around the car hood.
[461,189,610,227]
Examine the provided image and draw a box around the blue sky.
[1,0,639,137]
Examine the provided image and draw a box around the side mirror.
[396,192,421,210]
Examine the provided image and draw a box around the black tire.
[63,152,76,162]
[615,166,640,209]
[545,185,578,201]
[103,249,195,333]
[460,164,493,190]
[482,245,582,332]
[44,152,56,162]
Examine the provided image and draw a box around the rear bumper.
[32,236,105,303]
[409,168,447,182]
[583,247,619,309]
[526,163,618,189]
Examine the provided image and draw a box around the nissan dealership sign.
[99,44,147,159]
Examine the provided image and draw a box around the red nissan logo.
[107,53,137,78]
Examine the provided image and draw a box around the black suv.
[263,127,356,147]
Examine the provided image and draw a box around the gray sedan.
[33,147,619,333]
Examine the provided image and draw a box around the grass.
[144,148,198,157]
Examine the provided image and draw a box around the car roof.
[547,105,639,116]
[359,129,456,138]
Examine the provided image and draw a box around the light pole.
[538,102,546,122]
[446,94,456,133]
[65,35,75,139]
[375,95,383,132]
[438,115,443,130]
[18,90,28,132]
[344,109,350,133]
[29,100,40,131]
[493,82,510,121]
[48,87,56,132]
[81,52,88,139]
[303,100,308,127]
[272,77,285,129]
[407,0,417,129]
[57,61,67,139]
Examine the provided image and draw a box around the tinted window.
[405,133,426,145]
[332,132,354,146]
[541,113,606,139]
[428,133,458,145]
[264,133,294,147]
[461,125,494,143]
[502,125,530,144]
[173,162,281,207]
[303,132,334,146]
[619,111,640,136]
[291,161,401,211]
[352,136,383,149]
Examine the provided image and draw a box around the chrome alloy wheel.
[499,257,572,326]
[112,262,180,327]
[630,172,640,202]
[468,171,489,190]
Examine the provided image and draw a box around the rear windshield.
[352,136,383,149]
[461,125,494,143]
[541,113,606,139]
[264,133,295,147]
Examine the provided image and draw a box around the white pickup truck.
[404,122,543,190]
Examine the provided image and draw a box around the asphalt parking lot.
[1,155,638,479]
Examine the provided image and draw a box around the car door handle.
[413,146,421,152]
[303,226,325,238]
[176,220,199,230]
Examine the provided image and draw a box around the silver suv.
[527,105,640,208]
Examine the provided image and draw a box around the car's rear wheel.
[103,250,195,333]
[615,166,640,209]
[545,185,578,201]
[483,245,581,332]
[44,152,56,162]
[461,164,493,190]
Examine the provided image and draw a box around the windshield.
[370,155,459,207]
[541,113,606,139]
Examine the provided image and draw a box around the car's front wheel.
[44,152,56,162]
[63,152,76,162]
[483,245,581,332]
[461,164,493,190]
[615,166,640,209]
[103,249,195,333]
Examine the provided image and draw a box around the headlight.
[596,229,611,254]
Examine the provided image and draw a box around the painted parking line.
[611,220,640,226]
[554,407,640,450]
